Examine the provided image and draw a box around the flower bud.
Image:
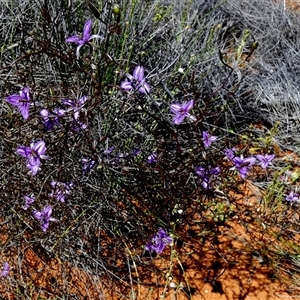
[112,4,121,15]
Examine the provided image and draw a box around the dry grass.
[0,0,300,298]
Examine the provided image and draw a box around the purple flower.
[170,100,195,125]
[70,120,87,133]
[132,149,141,157]
[62,97,88,132]
[195,166,206,178]
[145,228,172,254]
[120,66,150,94]
[209,166,221,176]
[33,206,57,232]
[231,155,256,179]
[23,194,35,210]
[16,141,49,175]
[66,19,104,59]
[63,96,88,120]
[202,131,217,148]
[6,87,31,120]
[117,153,129,159]
[103,146,115,155]
[285,191,299,203]
[40,108,65,131]
[256,154,275,169]
[0,262,10,277]
[147,152,157,164]
[196,166,220,189]
[224,148,236,160]
[81,158,96,174]
[50,181,73,202]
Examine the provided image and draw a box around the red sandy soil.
[132,181,295,300]
[274,0,300,10]
[0,180,296,300]
[285,0,300,10]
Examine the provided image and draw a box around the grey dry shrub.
[0,0,299,297]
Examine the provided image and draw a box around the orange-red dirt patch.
[0,180,296,299]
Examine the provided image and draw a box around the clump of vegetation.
[0,0,300,298]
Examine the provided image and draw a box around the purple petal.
[42,221,50,232]
[244,157,256,166]
[224,148,236,160]
[71,120,87,132]
[196,166,206,178]
[170,104,182,115]
[153,242,165,253]
[27,157,41,175]
[182,99,194,112]
[238,167,248,179]
[266,154,275,161]
[20,87,30,100]
[256,154,275,169]
[41,109,64,130]
[147,152,157,164]
[210,166,220,176]
[202,131,217,148]
[157,228,170,239]
[32,141,46,156]
[232,156,243,166]
[39,153,50,160]
[120,81,133,90]
[202,132,210,147]
[138,82,150,94]
[16,146,31,158]
[126,73,135,82]
[6,87,31,119]
[66,35,82,43]
[202,131,209,139]
[19,102,30,119]
[40,108,49,119]
[81,158,96,174]
[78,96,88,106]
[23,195,35,209]
[45,121,55,131]
[51,181,58,189]
[6,94,22,106]
[82,20,92,42]
[210,136,217,143]
[50,181,73,202]
[63,99,76,107]
[133,66,145,82]
[145,241,153,252]
[256,154,264,160]
[103,146,115,155]
[44,206,53,218]
[33,211,43,220]
[132,149,141,156]
[20,87,30,101]
[145,229,172,254]
[173,114,185,125]
[0,263,10,277]
[40,110,53,129]
[53,108,65,116]
[286,192,299,202]
[34,206,55,232]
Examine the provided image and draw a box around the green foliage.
[247,122,281,155]
[209,201,235,223]
[262,166,288,212]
